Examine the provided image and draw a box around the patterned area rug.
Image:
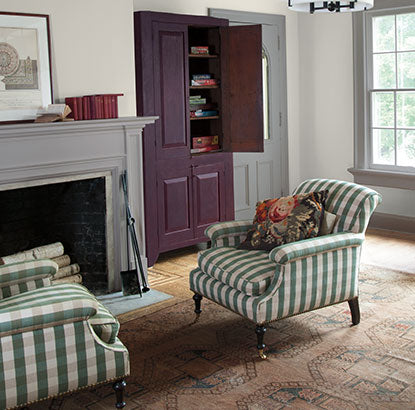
[33,263,415,409]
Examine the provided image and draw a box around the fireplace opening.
[0,176,110,294]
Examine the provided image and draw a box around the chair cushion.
[198,247,277,296]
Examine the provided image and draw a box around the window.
[262,48,270,140]
[368,11,415,169]
[351,1,415,189]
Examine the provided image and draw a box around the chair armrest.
[0,284,98,337]
[0,259,58,286]
[205,220,253,247]
[269,232,365,264]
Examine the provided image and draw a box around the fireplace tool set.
[120,171,149,296]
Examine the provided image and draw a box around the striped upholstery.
[190,179,381,326]
[293,179,381,233]
[205,220,252,247]
[0,263,129,409]
[198,247,276,296]
[0,259,58,300]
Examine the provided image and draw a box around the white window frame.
[350,0,415,189]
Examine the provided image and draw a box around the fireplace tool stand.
[120,171,149,296]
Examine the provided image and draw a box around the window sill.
[348,167,415,190]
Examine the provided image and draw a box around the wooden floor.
[362,228,415,274]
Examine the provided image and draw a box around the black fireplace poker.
[121,171,150,294]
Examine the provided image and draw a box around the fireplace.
[0,172,113,293]
[0,117,157,292]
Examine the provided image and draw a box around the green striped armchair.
[0,259,129,409]
[190,179,381,358]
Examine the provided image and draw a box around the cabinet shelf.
[189,85,220,89]
[189,54,219,59]
[190,115,220,121]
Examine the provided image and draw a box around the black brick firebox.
[0,177,108,293]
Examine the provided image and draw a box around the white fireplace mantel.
[0,116,157,291]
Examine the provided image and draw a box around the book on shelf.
[190,46,209,55]
[189,103,216,111]
[189,98,207,105]
[192,135,219,148]
[190,144,220,154]
[192,74,212,80]
[191,79,219,86]
[35,104,74,123]
[190,109,218,118]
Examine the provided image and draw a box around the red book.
[103,95,111,119]
[65,97,80,120]
[191,79,218,86]
[75,97,83,120]
[82,96,90,120]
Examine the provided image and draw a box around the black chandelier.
[288,0,374,14]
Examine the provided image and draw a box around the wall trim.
[369,212,415,234]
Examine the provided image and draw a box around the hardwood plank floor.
[362,228,415,274]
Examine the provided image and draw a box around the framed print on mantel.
[0,12,52,123]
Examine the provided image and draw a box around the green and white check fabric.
[0,321,129,409]
[0,261,129,409]
[198,247,276,296]
[0,260,58,300]
[205,220,252,247]
[190,179,381,325]
[293,179,381,233]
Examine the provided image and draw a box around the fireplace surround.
[0,117,157,292]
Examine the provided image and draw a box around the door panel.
[221,25,264,153]
[157,162,194,250]
[192,163,226,238]
[153,22,190,160]
[209,10,288,221]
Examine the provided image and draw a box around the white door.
[210,10,289,220]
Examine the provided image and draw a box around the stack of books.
[191,135,220,154]
[190,46,209,55]
[189,93,218,118]
[65,94,123,121]
[191,73,219,87]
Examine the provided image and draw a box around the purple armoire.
[134,11,264,266]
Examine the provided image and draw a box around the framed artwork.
[0,12,52,123]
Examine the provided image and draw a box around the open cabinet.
[134,11,263,266]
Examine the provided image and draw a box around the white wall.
[133,0,302,191]
[0,0,137,116]
[298,12,415,217]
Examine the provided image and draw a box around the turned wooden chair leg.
[348,297,360,326]
[113,379,127,409]
[255,325,267,359]
[193,293,203,315]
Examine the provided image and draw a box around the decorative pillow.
[319,210,338,236]
[238,190,328,251]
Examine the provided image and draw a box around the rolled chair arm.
[0,259,58,285]
[0,283,98,337]
[269,232,365,264]
[205,220,253,247]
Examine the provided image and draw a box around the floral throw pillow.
[238,190,328,251]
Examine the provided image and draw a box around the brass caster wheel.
[258,349,267,360]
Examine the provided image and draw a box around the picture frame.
[0,12,52,123]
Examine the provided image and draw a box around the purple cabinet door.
[157,161,194,251]
[152,22,190,160]
[192,162,226,239]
